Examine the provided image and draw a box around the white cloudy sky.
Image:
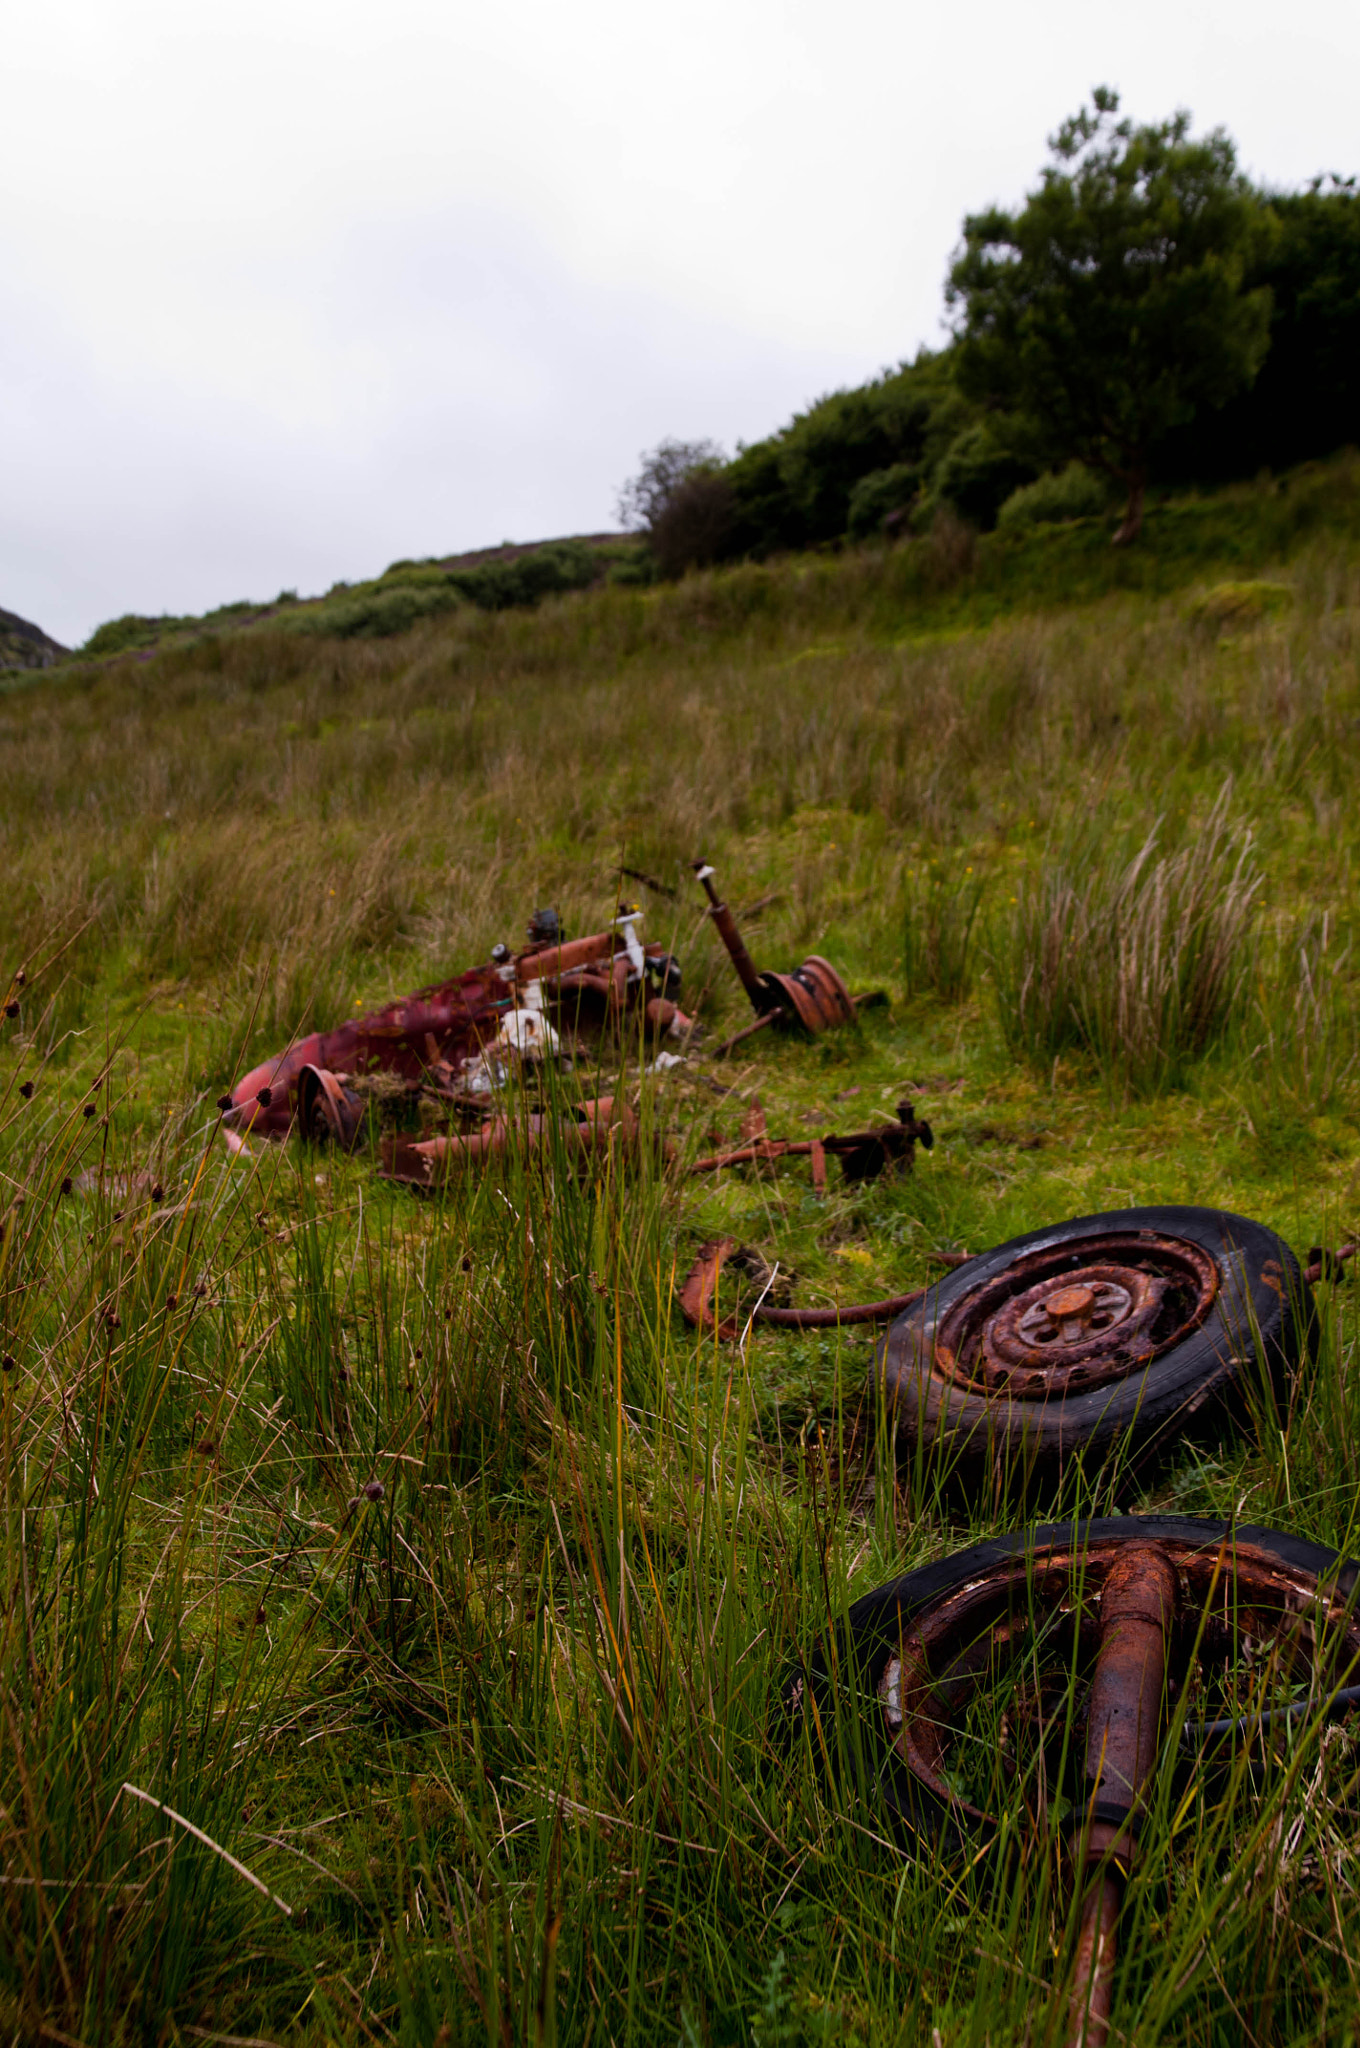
[4,0,1358,647]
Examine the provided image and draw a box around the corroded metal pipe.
[1070,1545,1177,2048]
[692,861,768,1014]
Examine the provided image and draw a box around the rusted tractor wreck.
[223,907,687,1145]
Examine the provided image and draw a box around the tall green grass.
[991,791,1261,1095]
[4,461,1360,2041]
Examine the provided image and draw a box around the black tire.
[790,1515,1359,1857]
[877,1205,1315,1462]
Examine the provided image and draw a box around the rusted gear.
[879,1206,1314,1463]
[795,1518,1360,2048]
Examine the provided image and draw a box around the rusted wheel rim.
[933,1231,1220,1399]
[878,1534,1360,1832]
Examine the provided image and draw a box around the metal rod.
[1069,1545,1177,2048]
[692,861,768,1014]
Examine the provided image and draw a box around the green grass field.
[4,460,1360,2045]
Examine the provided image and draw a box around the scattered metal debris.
[679,1236,967,1340]
[691,859,877,1053]
[686,1097,933,1189]
[224,907,688,1142]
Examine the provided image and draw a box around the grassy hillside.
[4,459,1360,2044]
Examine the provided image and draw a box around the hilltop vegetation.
[4,448,1360,2042]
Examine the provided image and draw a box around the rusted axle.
[1069,1545,1177,2048]
[692,862,766,1012]
[692,859,856,1038]
[687,1099,933,1183]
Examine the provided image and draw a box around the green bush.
[847,463,923,539]
[81,614,180,658]
[1185,578,1293,634]
[288,582,465,640]
[997,462,1112,530]
[446,539,606,611]
[934,423,1037,530]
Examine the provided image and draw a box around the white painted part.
[648,1051,686,1071]
[616,912,646,979]
[497,962,517,983]
[520,977,545,1012]
[498,1007,561,1057]
[695,864,715,882]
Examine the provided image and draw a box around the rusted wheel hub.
[759,955,856,1034]
[934,1232,1219,1400]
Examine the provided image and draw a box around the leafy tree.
[947,89,1272,542]
[616,438,733,577]
[1154,175,1360,481]
[723,350,961,555]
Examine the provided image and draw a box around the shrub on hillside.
[288,581,465,639]
[997,463,1112,530]
[934,423,1038,530]
[847,463,924,539]
[617,441,733,577]
[723,352,964,555]
[82,614,180,657]
[446,539,606,610]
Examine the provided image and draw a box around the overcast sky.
[4,0,1359,647]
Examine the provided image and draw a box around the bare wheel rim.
[878,1532,1360,1833]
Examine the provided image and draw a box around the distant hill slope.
[435,531,623,572]
[0,605,67,671]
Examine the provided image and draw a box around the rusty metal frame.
[224,908,689,1142]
